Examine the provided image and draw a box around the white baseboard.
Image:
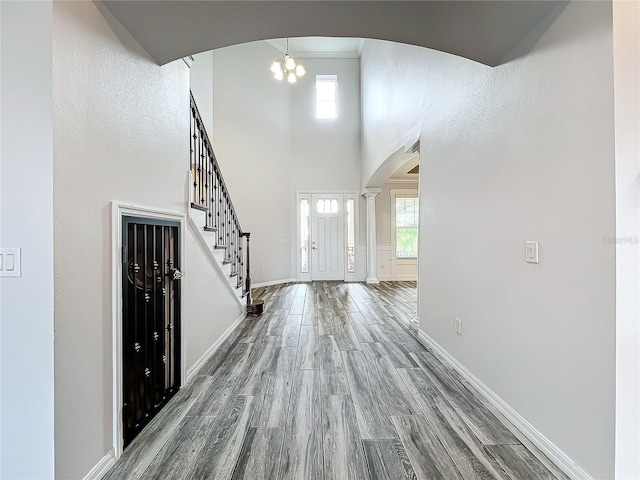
[414,330,591,480]
[83,450,116,480]
[252,278,297,288]
[410,316,420,331]
[186,311,246,383]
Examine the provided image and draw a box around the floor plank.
[251,347,297,427]
[319,335,350,395]
[231,427,285,480]
[322,395,369,480]
[343,350,398,439]
[139,416,213,480]
[187,395,257,479]
[361,342,422,416]
[238,336,280,395]
[282,314,303,347]
[485,444,563,480]
[296,326,319,369]
[363,439,417,480]
[348,312,379,343]
[278,369,323,480]
[392,414,463,480]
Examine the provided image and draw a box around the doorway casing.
[296,191,361,282]
[111,202,187,459]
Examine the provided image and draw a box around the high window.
[395,197,419,258]
[316,75,338,119]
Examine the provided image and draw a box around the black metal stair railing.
[190,92,248,296]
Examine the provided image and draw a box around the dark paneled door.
[122,217,181,447]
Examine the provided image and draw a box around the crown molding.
[264,39,361,59]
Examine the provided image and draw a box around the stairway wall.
[52,2,242,478]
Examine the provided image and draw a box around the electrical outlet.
[380,264,384,270]
[260,267,265,274]
[454,317,462,335]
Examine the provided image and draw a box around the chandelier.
[270,38,306,83]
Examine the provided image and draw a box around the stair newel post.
[244,232,252,303]
[244,232,264,315]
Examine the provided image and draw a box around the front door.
[311,193,345,281]
[122,216,181,447]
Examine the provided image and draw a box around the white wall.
[613,1,640,478]
[376,182,419,280]
[361,2,615,478]
[0,2,55,478]
[210,42,363,284]
[190,51,214,135]
[184,226,242,369]
[53,2,241,478]
[290,58,361,193]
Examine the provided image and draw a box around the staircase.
[188,92,262,312]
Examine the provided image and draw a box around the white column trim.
[363,188,381,284]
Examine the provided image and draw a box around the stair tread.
[190,202,208,212]
[203,226,218,232]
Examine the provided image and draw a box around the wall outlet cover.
[454,317,461,335]
[0,248,22,277]
[525,241,539,264]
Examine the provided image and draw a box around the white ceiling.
[265,37,365,59]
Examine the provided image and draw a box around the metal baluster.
[207,156,216,227]
[132,224,139,430]
[166,226,172,390]
[160,226,167,394]
[143,225,151,415]
[152,226,158,407]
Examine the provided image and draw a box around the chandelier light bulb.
[287,72,297,83]
[274,70,284,81]
[295,64,306,77]
[270,60,282,73]
[285,55,296,71]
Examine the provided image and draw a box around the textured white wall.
[190,51,215,135]
[53,2,241,478]
[211,43,363,283]
[361,2,615,478]
[0,2,55,478]
[613,1,640,478]
[212,41,293,284]
[290,58,361,193]
[184,227,242,369]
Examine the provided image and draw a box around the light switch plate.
[525,241,539,264]
[0,248,22,277]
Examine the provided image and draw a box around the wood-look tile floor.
[105,281,569,480]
